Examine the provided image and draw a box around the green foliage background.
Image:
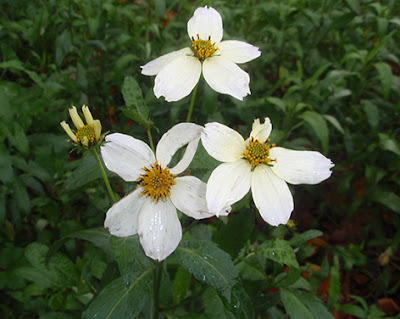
[1,0,399,318]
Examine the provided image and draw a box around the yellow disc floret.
[192,34,216,61]
[76,125,96,147]
[242,137,276,167]
[137,162,177,202]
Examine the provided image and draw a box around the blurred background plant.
[0,0,399,318]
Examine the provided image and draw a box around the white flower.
[141,6,261,102]
[101,123,227,261]
[201,118,334,226]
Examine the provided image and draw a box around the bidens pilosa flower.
[141,6,261,102]
[101,123,227,261]
[201,118,334,226]
[60,105,103,148]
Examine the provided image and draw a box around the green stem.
[147,128,155,153]
[153,261,163,319]
[186,84,198,122]
[92,149,118,203]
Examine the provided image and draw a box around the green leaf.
[110,235,152,286]
[378,133,400,156]
[374,62,393,99]
[281,288,334,319]
[328,256,340,308]
[289,230,323,247]
[300,111,329,153]
[176,240,254,318]
[323,115,344,135]
[172,266,192,305]
[304,63,331,89]
[47,228,112,261]
[213,213,254,258]
[176,240,238,300]
[266,97,286,112]
[236,254,268,281]
[362,100,379,128]
[121,76,149,128]
[365,30,395,64]
[258,239,299,269]
[83,272,152,319]
[203,287,236,319]
[372,191,400,213]
[64,155,115,191]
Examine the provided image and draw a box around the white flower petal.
[187,6,223,44]
[69,106,84,129]
[153,55,201,102]
[170,176,226,219]
[201,122,245,162]
[203,56,251,100]
[251,165,294,226]
[101,133,155,182]
[269,147,334,185]
[141,48,192,76]
[206,160,251,216]
[60,121,78,143]
[218,40,261,64]
[104,188,145,237]
[93,119,102,141]
[249,118,272,143]
[138,198,182,261]
[82,105,94,125]
[156,123,203,174]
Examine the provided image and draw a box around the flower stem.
[153,261,163,319]
[186,84,198,122]
[147,127,155,153]
[92,148,118,203]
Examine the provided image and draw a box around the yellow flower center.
[191,34,216,61]
[137,162,177,202]
[76,125,96,147]
[242,137,276,167]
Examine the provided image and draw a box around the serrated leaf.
[121,76,149,128]
[83,272,152,319]
[289,230,323,247]
[236,254,268,281]
[281,288,334,319]
[374,62,393,99]
[214,213,254,258]
[110,235,152,286]
[300,111,329,154]
[176,240,239,301]
[173,266,192,305]
[203,287,237,319]
[64,155,115,191]
[176,240,254,318]
[258,239,299,269]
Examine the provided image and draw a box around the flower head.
[101,123,227,261]
[141,6,261,102]
[60,105,103,148]
[201,118,334,226]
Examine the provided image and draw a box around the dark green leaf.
[110,235,152,286]
[281,288,334,319]
[214,213,254,258]
[300,111,329,153]
[258,239,299,269]
[83,272,152,319]
[121,76,149,128]
[289,230,323,247]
